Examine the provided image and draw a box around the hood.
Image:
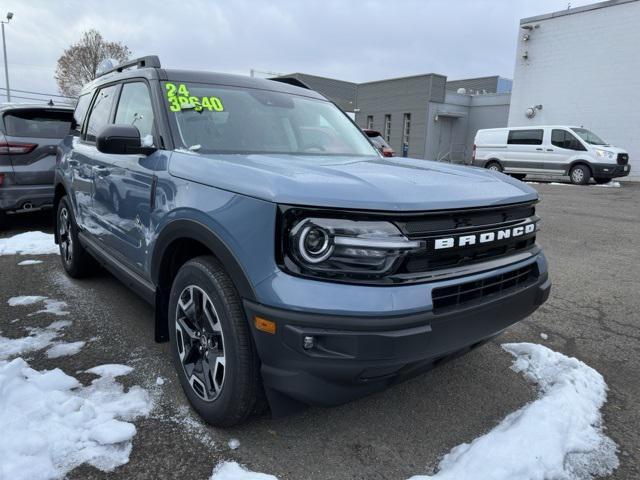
[168,152,538,211]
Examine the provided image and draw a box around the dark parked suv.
[54,56,550,426]
[0,103,73,215]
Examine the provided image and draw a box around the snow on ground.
[0,231,59,256]
[594,181,621,188]
[0,320,71,360]
[228,438,241,450]
[46,341,86,359]
[18,259,44,266]
[0,357,152,480]
[409,343,618,480]
[32,299,70,316]
[209,462,277,480]
[9,296,69,316]
[8,295,47,306]
[540,332,549,340]
[86,364,134,378]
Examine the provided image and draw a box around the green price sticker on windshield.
[165,83,224,112]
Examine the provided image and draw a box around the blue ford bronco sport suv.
[54,56,550,426]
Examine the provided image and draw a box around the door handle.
[536,148,543,151]
[546,149,554,152]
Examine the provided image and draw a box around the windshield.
[164,82,378,156]
[571,128,607,146]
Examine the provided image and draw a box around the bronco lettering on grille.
[433,222,536,250]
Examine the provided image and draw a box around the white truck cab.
[473,126,631,184]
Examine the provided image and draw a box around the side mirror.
[96,124,156,155]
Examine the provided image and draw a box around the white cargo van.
[472,126,631,185]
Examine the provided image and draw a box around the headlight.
[595,149,615,160]
[285,217,424,279]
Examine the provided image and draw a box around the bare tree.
[55,30,131,97]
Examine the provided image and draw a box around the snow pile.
[594,181,621,188]
[46,341,86,359]
[0,358,151,480]
[210,462,277,480]
[228,438,241,450]
[32,299,70,317]
[409,343,618,480]
[8,295,47,307]
[0,320,71,360]
[0,231,59,256]
[18,259,43,266]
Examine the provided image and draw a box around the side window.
[72,93,92,134]
[551,129,586,151]
[507,129,543,145]
[114,82,155,144]
[85,84,118,142]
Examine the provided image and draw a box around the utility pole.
[1,12,13,102]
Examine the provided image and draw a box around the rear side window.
[551,129,586,151]
[507,129,543,145]
[72,93,92,134]
[3,109,72,139]
[85,84,118,142]
[114,82,155,142]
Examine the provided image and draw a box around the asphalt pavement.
[0,180,638,479]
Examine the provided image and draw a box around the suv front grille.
[617,153,629,166]
[394,201,538,276]
[432,263,538,313]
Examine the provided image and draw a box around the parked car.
[472,126,630,185]
[54,56,550,426]
[363,128,394,157]
[0,103,73,215]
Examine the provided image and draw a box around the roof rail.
[269,77,311,90]
[97,55,161,78]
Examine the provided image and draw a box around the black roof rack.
[97,55,161,78]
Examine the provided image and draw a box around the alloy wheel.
[58,207,74,264]
[175,285,226,401]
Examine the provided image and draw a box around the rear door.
[3,108,72,185]
[504,129,545,173]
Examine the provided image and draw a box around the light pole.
[1,12,13,102]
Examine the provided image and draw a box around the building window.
[402,113,411,146]
[366,115,373,129]
[384,114,391,142]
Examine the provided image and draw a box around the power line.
[1,93,74,103]
[0,86,75,99]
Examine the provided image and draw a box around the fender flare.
[566,159,592,176]
[150,218,257,302]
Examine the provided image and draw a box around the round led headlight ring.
[298,225,333,264]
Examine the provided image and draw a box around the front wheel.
[168,256,263,427]
[569,164,591,185]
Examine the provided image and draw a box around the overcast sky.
[1,0,595,101]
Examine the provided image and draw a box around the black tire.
[594,177,611,185]
[510,173,526,181]
[168,255,263,427]
[569,164,591,185]
[56,195,99,278]
[485,161,503,173]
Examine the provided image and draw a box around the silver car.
[0,103,73,215]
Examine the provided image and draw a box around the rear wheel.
[168,255,263,427]
[569,164,591,185]
[486,161,503,173]
[57,196,99,278]
[594,177,611,185]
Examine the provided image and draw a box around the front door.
[547,129,586,173]
[90,81,159,272]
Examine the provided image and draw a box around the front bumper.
[0,184,54,212]
[245,259,551,415]
[591,163,631,178]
